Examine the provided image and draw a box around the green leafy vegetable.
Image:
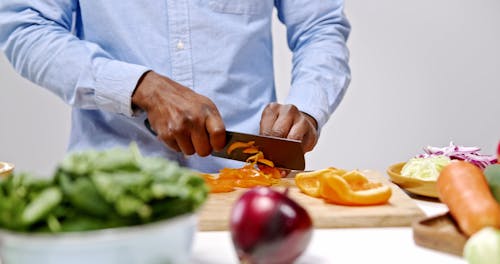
[0,143,208,233]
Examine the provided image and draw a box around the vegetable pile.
[417,142,497,169]
[0,144,208,233]
[202,141,282,193]
[401,156,451,181]
[295,167,392,206]
[401,142,497,181]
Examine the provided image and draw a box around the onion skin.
[230,187,312,264]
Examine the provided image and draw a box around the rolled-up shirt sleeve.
[0,0,150,117]
[275,0,351,131]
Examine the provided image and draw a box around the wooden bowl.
[0,162,14,177]
[387,162,439,198]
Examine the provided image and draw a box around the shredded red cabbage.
[417,142,497,170]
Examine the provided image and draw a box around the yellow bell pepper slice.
[320,170,392,206]
[295,169,392,206]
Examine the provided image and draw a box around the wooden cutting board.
[198,170,425,231]
[413,213,468,256]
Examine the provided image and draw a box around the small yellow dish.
[0,162,14,177]
[387,162,439,198]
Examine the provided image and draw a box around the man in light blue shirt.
[0,1,350,173]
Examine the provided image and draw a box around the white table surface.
[191,197,467,264]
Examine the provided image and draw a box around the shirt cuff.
[285,87,347,134]
[285,96,329,134]
[94,60,151,117]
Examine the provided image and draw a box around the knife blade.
[212,131,305,170]
[144,119,305,170]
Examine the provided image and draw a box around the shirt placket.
[166,0,193,88]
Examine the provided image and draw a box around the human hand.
[259,103,318,153]
[132,71,226,156]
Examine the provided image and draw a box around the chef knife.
[144,119,305,170]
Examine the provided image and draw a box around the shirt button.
[176,40,185,50]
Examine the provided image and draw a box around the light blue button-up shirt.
[0,0,350,172]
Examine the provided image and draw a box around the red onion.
[230,187,312,264]
[417,142,497,169]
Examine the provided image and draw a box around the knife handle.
[144,119,157,136]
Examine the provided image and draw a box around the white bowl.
[0,213,197,264]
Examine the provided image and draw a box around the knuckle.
[284,104,299,114]
[264,102,279,113]
[260,127,273,136]
[161,125,183,139]
[210,126,225,137]
[270,128,287,138]
[288,132,303,141]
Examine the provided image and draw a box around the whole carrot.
[437,160,500,236]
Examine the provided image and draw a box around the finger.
[191,125,212,157]
[301,129,318,152]
[162,137,182,152]
[175,132,196,156]
[287,120,307,142]
[206,112,226,151]
[271,107,299,138]
[156,129,181,152]
[288,116,317,152]
[151,119,182,152]
[260,103,279,136]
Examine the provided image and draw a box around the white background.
[1,0,499,175]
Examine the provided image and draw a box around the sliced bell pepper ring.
[319,171,392,206]
[295,169,392,205]
[204,141,281,193]
[295,168,334,197]
[295,168,349,197]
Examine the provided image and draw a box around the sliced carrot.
[437,160,500,236]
